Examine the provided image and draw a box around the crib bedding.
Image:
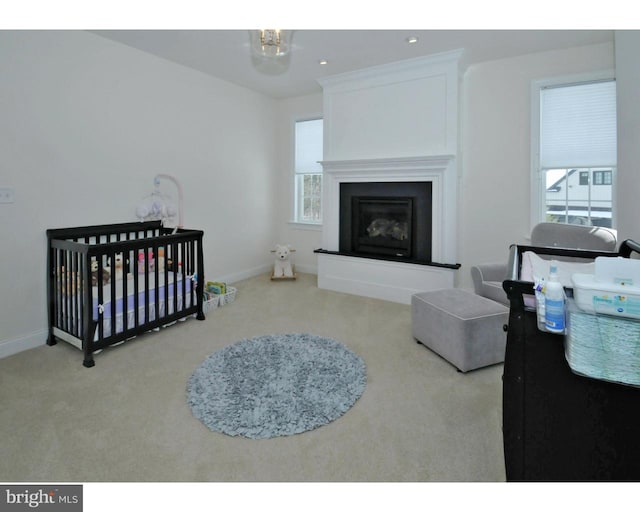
[56,272,195,345]
[90,271,194,320]
[93,272,195,340]
[96,291,193,339]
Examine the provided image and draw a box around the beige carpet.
[0,272,506,482]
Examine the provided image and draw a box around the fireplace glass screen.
[339,181,432,262]
[353,197,413,258]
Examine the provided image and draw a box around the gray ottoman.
[411,288,509,372]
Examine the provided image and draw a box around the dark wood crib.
[46,221,205,367]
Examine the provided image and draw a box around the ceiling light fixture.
[319,59,328,65]
[249,29,293,75]
[406,36,419,44]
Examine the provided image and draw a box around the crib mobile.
[136,173,184,230]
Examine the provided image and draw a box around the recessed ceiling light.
[319,59,328,65]
[406,36,419,44]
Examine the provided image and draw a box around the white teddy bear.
[272,244,295,278]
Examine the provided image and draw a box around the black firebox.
[339,182,432,262]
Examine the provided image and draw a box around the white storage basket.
[218,286,237,306]
[205,286,237,307]
[203,291,220,313]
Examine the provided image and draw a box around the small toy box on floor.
[205,281,237,307]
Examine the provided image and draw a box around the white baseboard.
[210,263,273,285]
[292,263,317,275]
[0,329,47,360]
[211,262,317,284]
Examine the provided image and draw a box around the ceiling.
[92,30,614,99]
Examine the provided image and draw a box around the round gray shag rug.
[186,333,367,439]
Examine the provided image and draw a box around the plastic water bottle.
[544,263,565,333]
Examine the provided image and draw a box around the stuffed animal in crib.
[272,244,295,278]
[91,258,110,286]
[107,254,125,281]
[137,250,156,273]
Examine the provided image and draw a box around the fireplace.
[316,51,461,303]
[339,182,432,262]
[317,156,458,304]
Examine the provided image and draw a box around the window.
[545,168,615,226]
[593,170,612,186]
[533,77,617,228]
[294,118,323,224]
[579,171,589,186]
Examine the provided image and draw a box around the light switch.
[0,188,15,204]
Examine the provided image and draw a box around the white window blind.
[294,119,323,173]
[540,80,617,169]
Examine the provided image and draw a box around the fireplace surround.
[320,155,457,264]
[339,181,432,262]
[316,156,460,304]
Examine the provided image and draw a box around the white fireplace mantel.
[321,155,457,264]
[316,52,461,304]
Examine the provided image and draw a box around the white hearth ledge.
[317,252,457,305]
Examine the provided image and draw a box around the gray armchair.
[471,222,618,306]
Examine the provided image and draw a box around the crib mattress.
[55,272,195,346]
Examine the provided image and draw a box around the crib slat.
[133,247,140,330]
[110,249,117,342]
[188,239,195,306]
[80,253,86,340]
[144,246,150,324]
[153,242,160,322]
[97,255,104,342]
[63,249,69,334]
[122,248,129,333]
[168,242,175,314]
[72,250,79,337]
[161,244,168,316]
[181,241,187,313]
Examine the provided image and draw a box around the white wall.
[0,31,278,357]
[275,93,323,274]
[458,42,615,290]
[614,31,640,244]
[273,43,618,288]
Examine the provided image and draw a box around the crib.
[46,221,205,367]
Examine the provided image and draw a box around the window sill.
[288,221,323,232]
